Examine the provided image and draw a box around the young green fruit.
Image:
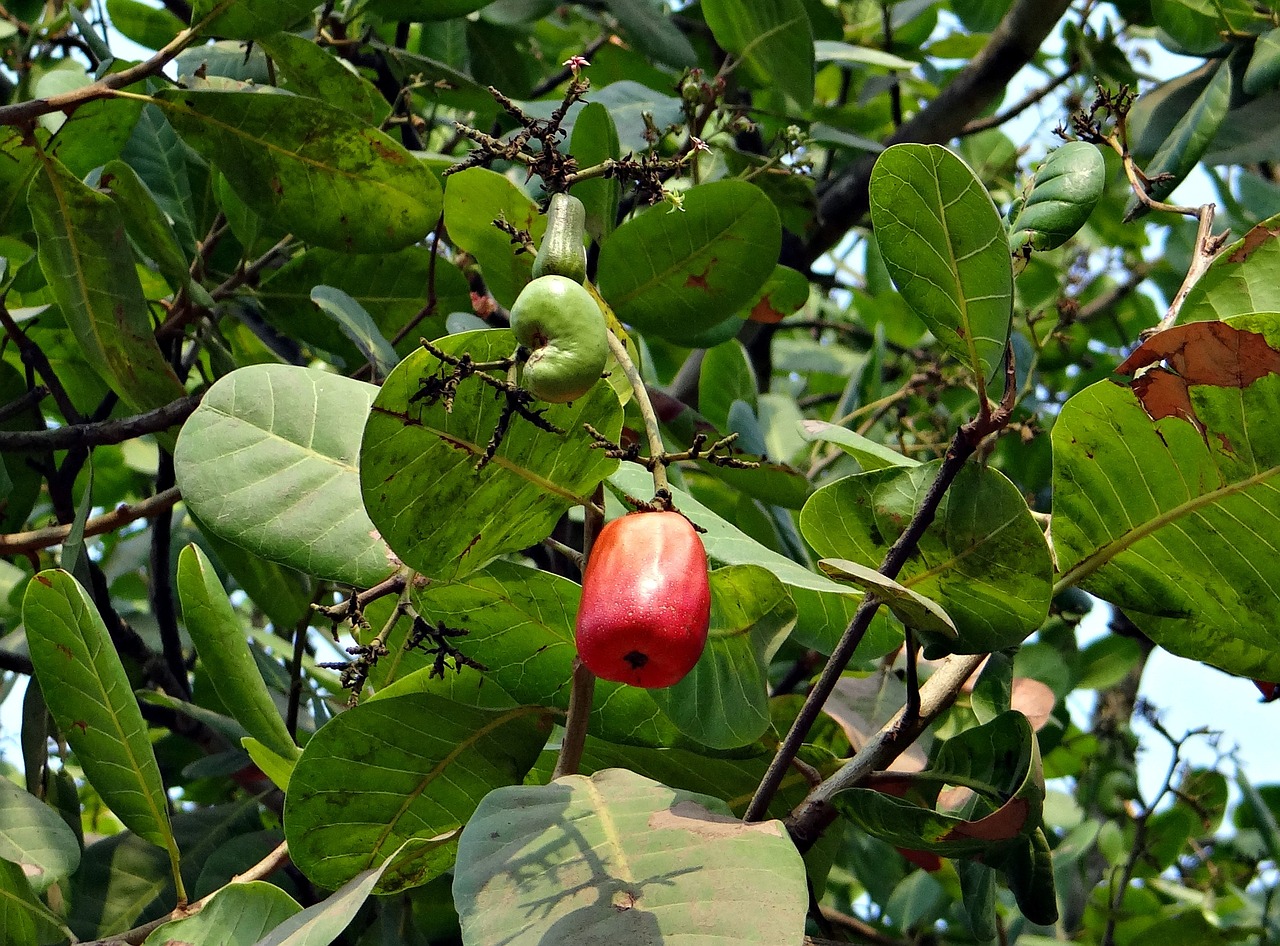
[510,274,608,403]
[575,510,711,689]
[532,192,588,284]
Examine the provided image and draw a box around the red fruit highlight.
[574,510,711,689]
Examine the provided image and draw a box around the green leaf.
[608,462,897,657]
[142,881,300,946]
[410,560,685,748]
[601,0,698,68]
[256,247,469,364]
[154,88,442,252]
[191,0,314,39]
[798,419,917,471]
[0,857,70,946]
[650,565,796,749]
[284,695,553,892]
[176,544,300,762]
[241,738,296,792]
[598,180,781,344]
[1245,28,1280,95]
[360,331,621,581]
[454,769,808,946]
[362,0,492,20]
[254,839,427,946]
[1151,0,1255,55]
[800,462,1051,654]
[814,39,916,70]
[441,167,545,308]
[309,286,400,379]
[569,102,622,244]
[742,264,811,324]
[28,154,186,414]
[21,571,181,879]
[818,559,958,639]
[869,143,1013,386]
[703,0,814,108]
[174,365,394,588]
[698,341,758,433]
[1180,212,1280,322]
[105,0,184,49]
[0,777,80,892]
[1010,141,1106,250]
[1126,54,1232,216]
[1051,316,1280,679]
[258,31,391,127]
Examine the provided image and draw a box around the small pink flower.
[563,55,590,75]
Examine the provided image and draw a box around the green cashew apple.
[532,193,588,284]
[510,274,608,403]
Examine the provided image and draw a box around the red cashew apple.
[574,510,711,688]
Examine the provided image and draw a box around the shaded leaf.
[360,331,621,581]
[742,265,810,324]
[597,180,781,345]
[1052,316,1280,679]
[284,695,553,892]
[569,102,621,244]
[191,0,314,40]
[28,154,185,414]
[869,144,1012,385]
[651,565,797,749]
[258,31,390,126]
[309,286,399,379]
[454,769,807,946]
[174,365,394,588]
[155,88,442,252]
[0,857,70,946]
[601,0,697,68]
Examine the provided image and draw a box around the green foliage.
[2,3,1279,945]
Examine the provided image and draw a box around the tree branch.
[0,394,202,451]
[0,487,182,556]
[803,0,1075,267]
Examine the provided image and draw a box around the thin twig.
[0,303,82,424]
[0,487,181,555]
[0,2,231,125]
[603,328,669,497]
[961,67,1076,136]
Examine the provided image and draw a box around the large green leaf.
[154,88,442,252]
[868,143,1013,386]
[454,769,807,946]
[362,0,492,20]
[1052,315,1280,679]
[441,168,545,308]
[1151,0,1257,55]
[601,0,698,68]
[569,102,622,244]
[608,463,897,658]
[174,365,394,588]
[191,0,315,40]
[141,882,300,946]
[258,31,390,127]
[650,565,796,750]
[0,777,79,892]
[703,0,814,108]
[597,180,781,345]
[360,331,621,581]
[799,462,1051,654]
[21,572,179,870]
[1179,213,1280,322]
[284,695,553,892]
[409,560,685,748]
[176,544,300,762]
[27,154,185,414]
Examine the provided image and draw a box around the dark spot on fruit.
[623,650,648,669]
